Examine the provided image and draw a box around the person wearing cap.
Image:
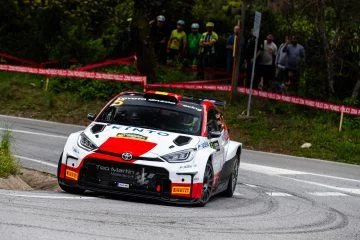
[150,15,168,65]
[167,20,187,64]
[186,23,201,69]
[199,22,218,73]
[257,34,278,90]
[226,25,241,72]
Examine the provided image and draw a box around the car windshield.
[97,105,201,136]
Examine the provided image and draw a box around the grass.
[0,71,359,165]
[0,128,19,177]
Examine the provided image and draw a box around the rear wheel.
[199,160,214,206]
[223,152,240,197]
[57,153,84,195]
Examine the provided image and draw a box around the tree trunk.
[132,0,159,84]
[352,73,360,98]
[318,0,335,98]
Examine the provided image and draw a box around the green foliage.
[0,129,19,178]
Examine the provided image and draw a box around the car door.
[206,108,226,180]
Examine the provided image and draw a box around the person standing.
[257,34,277,90]
[167,20,187,64]
[275,36,289,90]
[283,35,305,93]
[186,23,201,69]
[244,29,257,87]
[150,15,168,65]
[226,25,241,72]
[199,22,218,79]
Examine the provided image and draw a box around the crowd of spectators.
[119,15,306,93]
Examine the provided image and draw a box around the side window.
[207,108,220,132]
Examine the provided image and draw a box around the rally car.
[57,90,242,206]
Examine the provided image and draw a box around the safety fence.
[1,52,360,117]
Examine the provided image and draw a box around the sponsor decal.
[182,104,202,112]
[116,133,148,140]
[197,141,210,150]
[171,186,191,195]
[210,141,220,151]
[66,170,78,181]
[111,125,170,136]
[117,182,130,189]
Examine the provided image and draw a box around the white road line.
[243,183,258,188]
[280,176,360,195]
[0,127,67,139]
[0,192,94,200]
[309,192,348,196]
[15,155,57,168]
[233,192,243,197]
[0,114,85,128]
[241,163,360,183]
[266,192,293,197]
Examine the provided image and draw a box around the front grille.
[78,158,171,196]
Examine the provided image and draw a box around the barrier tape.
[76,55,136,71]
[146,82,360,116]
[0,64,145,83]
[176,78,231,84]
[0,53,40,67]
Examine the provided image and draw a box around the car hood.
[83,123,201,156]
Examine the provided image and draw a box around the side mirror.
[87,113,96,121]
[208,130,221,139]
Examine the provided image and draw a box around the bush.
[0,129,19,178]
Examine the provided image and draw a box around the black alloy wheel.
[223,152,240,197]
[200,161,214,206]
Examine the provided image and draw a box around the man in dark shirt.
[283,35,305,93]
[150,15,168,65]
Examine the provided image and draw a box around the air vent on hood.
[91,124,106,134]
[173,136,192,146]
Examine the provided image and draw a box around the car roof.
[116,91,225,114]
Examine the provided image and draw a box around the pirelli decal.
[66,170,78,181]
[171,186,191,195]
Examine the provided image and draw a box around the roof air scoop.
[173,136,192,146]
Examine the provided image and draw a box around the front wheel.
[199,160,214,206]
[57,153,84,195]
[223,152,240,197]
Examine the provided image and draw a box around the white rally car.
[57,90,242,206]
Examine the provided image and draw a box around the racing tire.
[57,153,85,195]
[223,151,240,197]
[198,160,214,206]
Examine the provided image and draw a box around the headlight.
[78,133,98,151]
[162,149,196,163]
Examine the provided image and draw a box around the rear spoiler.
[182,96,226,107]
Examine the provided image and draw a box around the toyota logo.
[121,152,133,161]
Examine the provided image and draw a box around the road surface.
[0,114,359,240]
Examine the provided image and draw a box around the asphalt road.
[0,114,359,240]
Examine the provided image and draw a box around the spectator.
[199,22,218,78]
[275,36,289,90]
[257,34,277,90]
[186,23,201,70]
[150,15,168,65]
[119,18,134,57]
[283,35,305,93]
[244,29,257,87]
[167,20,187,64]
[226,25,240,72]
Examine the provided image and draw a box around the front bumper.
[59,158,202,204]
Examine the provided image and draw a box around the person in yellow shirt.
[199,22,218,78]
[167,20,187,63]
